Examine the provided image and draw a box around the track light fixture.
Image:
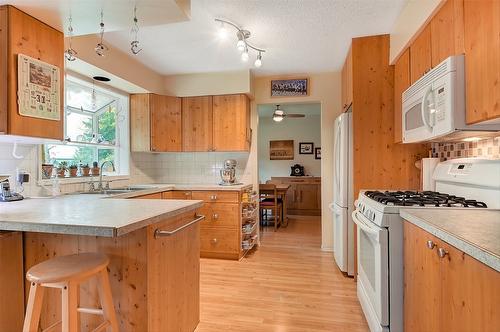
[215,18,266,68]
[64,15,78,61]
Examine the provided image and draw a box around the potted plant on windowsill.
[81,164,91,177]
[41,164,54,179]
[91,161,100,176]
[69,163,78,177]
[57,161,68,178]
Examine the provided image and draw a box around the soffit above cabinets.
[0,0,191,34]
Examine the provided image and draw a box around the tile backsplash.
[0,142,251,197]
[431,136,500,161]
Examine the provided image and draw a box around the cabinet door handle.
[212,213,219,220]
[211,238,218,244]
[154,214,205,238]
[437,248,448,258]
[427,240,436,249]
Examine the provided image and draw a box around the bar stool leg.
[96,269,119,331]
[61,282,79,332]
[23,283,45,332]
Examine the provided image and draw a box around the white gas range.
[352,158,500,332]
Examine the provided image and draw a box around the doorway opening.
[257,102,322,237]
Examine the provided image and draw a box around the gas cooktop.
[364,190,488,208]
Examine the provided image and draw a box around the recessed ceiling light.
[93,75,111,82]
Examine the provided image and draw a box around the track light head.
[254,52,262,67]
[241,48,249,62]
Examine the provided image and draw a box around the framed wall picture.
[299,142,314,154]
[270,140,294,160]
[17,54,60,121]
[271,78,308,97]
[315,147,321,160]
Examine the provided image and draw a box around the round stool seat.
[27,253,110,284]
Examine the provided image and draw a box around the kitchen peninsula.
[0,193,204,331]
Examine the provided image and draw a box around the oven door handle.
[352,210,381,241]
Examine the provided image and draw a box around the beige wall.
[252,72,342,250]
[164,70,252,97]
[390,0,444,63]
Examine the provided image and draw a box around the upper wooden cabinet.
[212,94,251,152]
[410,25,432,83]
[430,0,464,67]
[394,49,410,143]
[130,94,182,152]
[463,0,500,124]
[131,93,251,152]
[0,5,64,140]
[182,96,213,152]
[341,47,353,110]
[404,222,500,332]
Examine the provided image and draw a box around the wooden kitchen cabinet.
[430,0,464,67]
[162,190,192,200]
[182,96,213,151]
[212,94,251,152]
[270,177,321,215]
[463,0,500,124]
[0,232,24,332]
[130,93,182,152]
[410,25,432,83]
[0,5,64,140]
[393,48,410,143]
[341,47,353,110]
[404,222,500,332]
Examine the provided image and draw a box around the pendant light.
[95,10,109,57]
[64,15,78,61]
[130,5,142,55]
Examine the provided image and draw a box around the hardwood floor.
[196,215,369,332]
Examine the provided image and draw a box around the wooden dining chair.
[259,184,282,231]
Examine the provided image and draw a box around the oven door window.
[355,212,389,326]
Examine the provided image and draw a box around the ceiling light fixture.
[130,5,142,55]
[95,10,109,57]
[215,18,266,68]
[217,21,228,40]
[64,15,78,61]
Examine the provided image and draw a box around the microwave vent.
[403,55,464,101]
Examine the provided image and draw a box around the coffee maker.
[219,159,240,186]
[0,176,24,202]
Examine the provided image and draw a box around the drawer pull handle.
[426,240,436,249]
[437,248,448,259]
[212,213,219,220]
[211,238,218,244]
[210,195,218,201]
[154,214,205,238]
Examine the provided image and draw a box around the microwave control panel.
[435,85,446,122]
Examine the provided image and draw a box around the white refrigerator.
[329,109,354,276]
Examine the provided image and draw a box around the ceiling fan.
[272,105,305,122]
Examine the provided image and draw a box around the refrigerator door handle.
[328,202,335,212]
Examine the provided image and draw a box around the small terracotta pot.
[57,168,66,178]
[69,168,78,177]
[82,167,91,177]
[41,164,54,179]
[91,167,100,176]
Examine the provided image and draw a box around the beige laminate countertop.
[0,194,203,237]
[400,208,500,272]
[110,183,253,199]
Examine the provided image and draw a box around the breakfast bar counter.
[0,194,204,331]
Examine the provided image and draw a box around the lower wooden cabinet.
[162,190,192,199]
[135,192,163,199]
[404,222,500,332]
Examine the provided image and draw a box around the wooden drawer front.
[200,228,239,254]
[162,190,192,199]
[135,192,162,199]
[197,203,239,228]
[191,191,239,203]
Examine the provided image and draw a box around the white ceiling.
[104,0,408,76]
[258,103,321,118]
[0,0,190,34]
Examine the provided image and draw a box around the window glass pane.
[98,149,115,171]
[44,145,96,166]
[98,105,116,144]
[66,111,93,142]
[66,81,115,112]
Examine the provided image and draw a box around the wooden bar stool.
[23,253,119,332]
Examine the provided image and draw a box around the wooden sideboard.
[270,177,321,216]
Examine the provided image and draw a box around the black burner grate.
[364,190,488,208]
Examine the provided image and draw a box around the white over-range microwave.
[402,54,499,143]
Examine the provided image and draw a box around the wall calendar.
[17,54,60,121]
